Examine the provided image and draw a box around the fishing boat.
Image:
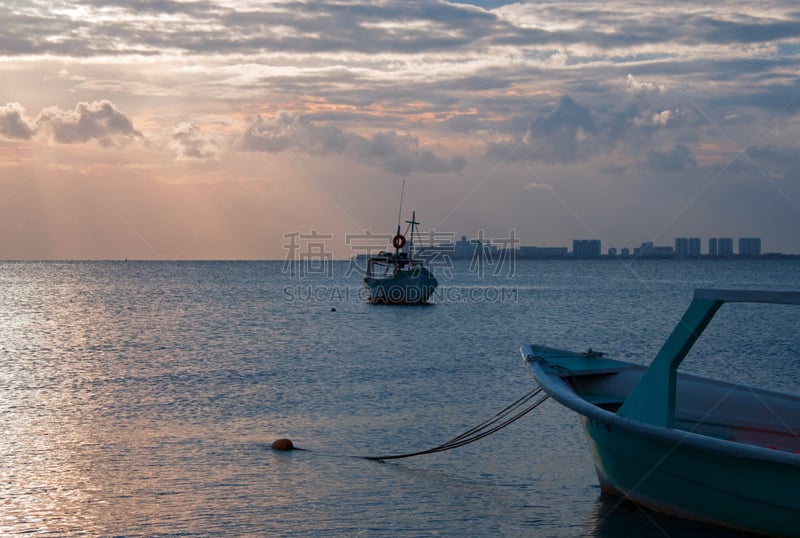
[522,288,800,537]
[364,210,438,304]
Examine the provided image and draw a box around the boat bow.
[521,288,800,536]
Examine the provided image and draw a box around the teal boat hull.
[365,267,438,304]
[583,408,800,536]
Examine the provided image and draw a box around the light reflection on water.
[0,259,797,536]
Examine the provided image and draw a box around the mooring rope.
[362,386,549,461]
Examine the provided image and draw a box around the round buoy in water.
[331,307,336,312]
[271,438,294,451]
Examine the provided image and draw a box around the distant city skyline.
[408,233,793,261]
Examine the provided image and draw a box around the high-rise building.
[634,242,654,257]
[674,237,700,257]
[738,237,761,257]
[675,237,689,257]
[688,237,701,257]
[718,238,734,256]
[572,239,601,258]
[709,238,718,256]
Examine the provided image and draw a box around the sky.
[1,0,799,259]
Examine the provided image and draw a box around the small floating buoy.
[271,438,295,451]
[331,307,336,312]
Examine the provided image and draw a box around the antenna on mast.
[396,179,406,233]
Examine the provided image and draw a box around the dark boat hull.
[365,267,437,304]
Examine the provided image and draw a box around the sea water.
[1,259,798,536]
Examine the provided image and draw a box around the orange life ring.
[392,234,406,249]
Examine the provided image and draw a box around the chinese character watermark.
[280,228,521,304]
[468,229,519,277]
[282,230,334,278]
[344,231,393,277]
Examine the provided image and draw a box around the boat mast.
[396,179,406,253]
[396,179,406,230]
[405,211,419,256]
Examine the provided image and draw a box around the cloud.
[36,100,142,146]
[535,94,596,135]
[445,114,489,133]
[242,111,348,155]
[486,94,599,164]
[644,144,698,172]
[690,14,800,45]
[3,1,796,64]
[241,111,465,175]
[1,100,142,146]
[0,1,502,57]
[350,130,467,175]
[0,102,35,139]
[0,1,799,255]
[710,144,800,182]
[170,122,224,160]
[481,80,725,168]
[651,110,673,126]
[625,74,666,95]
[523,181,553,191]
